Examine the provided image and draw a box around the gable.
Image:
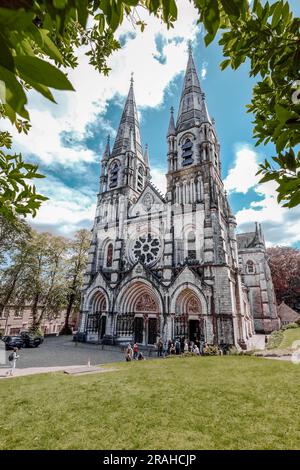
[128,183,166,218]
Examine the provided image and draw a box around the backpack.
[8,353,14,361]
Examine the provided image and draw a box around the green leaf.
[275,104,294,125]
[220,59,231,70]
[203,0,220,41]
[124,0,139,6]
[275,132,288,153]
[286,190,300,208]
[281,1,290,24]
[220,0,241,18]
[259,172,277,183]
[53,0,67,8]
[271,2,282,28]
[76,0,89,28]
[2,103,16,124]
[20,73,56,104]
[168,0,178,19]
[0,32,14,72]
[0,66,27,118]
[39,29,63,64]
[15,56,75,91]
[0,9,34,29]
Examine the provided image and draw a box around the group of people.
[125,337,230,360]
[165,337,202,356]
[125,343,145,361]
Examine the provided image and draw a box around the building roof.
[277,302,299,323]
[237,223,265,250]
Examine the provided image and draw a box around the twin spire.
[102,73,149,167]
[175,45,211,133]
[103,46,211,163]
[110,75,143,161]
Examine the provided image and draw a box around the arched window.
[109,162,119,188]
[106,243,113,267]
[187,231,196,260]
[181,138,193,166]
[246,260,255,274]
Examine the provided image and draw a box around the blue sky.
[4,0,300,246]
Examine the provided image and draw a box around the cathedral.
[79,48,280,350]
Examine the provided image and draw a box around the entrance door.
[189,320,200,342]
[134,317,144,343]
[148,318,157,345]
[100,316,106,339]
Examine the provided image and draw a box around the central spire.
[176,47,211,132]
[111,77,143,159]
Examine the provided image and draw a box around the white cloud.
[225,144,300,246]
[5,0,200,168]
[151,167,167,194]
[29,177,96,235]
[224,145,260,194]
[201,61,208,80]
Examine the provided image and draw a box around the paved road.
[0,336,125,369]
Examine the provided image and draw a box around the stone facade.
[79,48,280,349]
[237,225,280,333]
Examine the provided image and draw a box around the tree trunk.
[61,292,75,335]
[31,292,40,329]
[0,266,22,315]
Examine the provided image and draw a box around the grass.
[280,328,300,349]
[0,356,300,450]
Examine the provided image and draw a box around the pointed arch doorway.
[134,291,159,345]
[117,281,161,345]
[87,290,108,342]
[174,289,204,342]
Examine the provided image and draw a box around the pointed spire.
[129,126,135,152]
[250,222,264,247]
[102,135,110,160]
[176,46,211,132]
[144,143,150,167]
[167,106,176,137]
[111,76,143,159]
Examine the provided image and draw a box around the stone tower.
[163,46,250,346]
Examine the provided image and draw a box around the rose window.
[132,233,160,266]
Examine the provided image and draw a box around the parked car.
[3,335,24,351]
[20,331,44,348]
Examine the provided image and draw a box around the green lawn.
[0,356,300,450]
[280,328,300,349]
